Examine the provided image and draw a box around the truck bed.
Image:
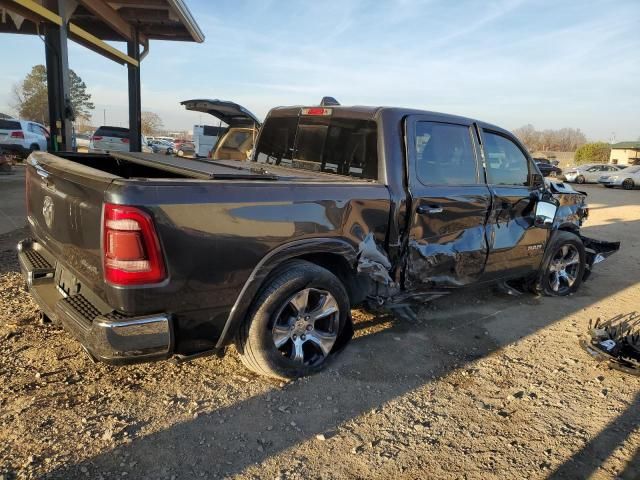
[56,151,279,180]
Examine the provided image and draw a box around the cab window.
[415,121,478,185]
[483,131,530,186]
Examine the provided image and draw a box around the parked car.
[18,103,619,380]
[181,99,260,161]
[535,160,562,177]
[172,138,190,150]
[149,139,175,155]
[0,118,49,157]
[564,164,625,184]
[90,126,152,153]
[598,165,640,190]
[176,142,196,157]
[75,133,91,152]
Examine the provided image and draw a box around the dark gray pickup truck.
[18,104,619,379]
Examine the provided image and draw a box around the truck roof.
[267,105,509,135]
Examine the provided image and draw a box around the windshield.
[253,114,378,180]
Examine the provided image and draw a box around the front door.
[404,116,492,290]
[479,128,548,280]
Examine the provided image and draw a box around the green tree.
[574,142,611,164]
[12,65,95,124]
[69,70,95,120]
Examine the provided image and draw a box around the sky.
[0,0,638,141]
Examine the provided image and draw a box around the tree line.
[512,124,587,152]
[9,65,164,136]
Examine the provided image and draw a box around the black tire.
[622,178,635,190]
[537,231,586,297]
[575,175,585,184]
[236,260,350,380]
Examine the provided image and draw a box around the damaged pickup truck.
[18,103,619,379]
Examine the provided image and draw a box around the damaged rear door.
[404,117,491,289]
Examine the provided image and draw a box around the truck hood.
[181,99,261,127]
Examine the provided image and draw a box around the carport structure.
[0,0,204,151]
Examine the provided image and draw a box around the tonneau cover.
[111,152,277,180]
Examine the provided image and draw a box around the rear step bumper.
[17,238,173,364]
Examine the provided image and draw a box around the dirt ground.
[1,184,639,480]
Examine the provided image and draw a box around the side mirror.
[534,201,558,229]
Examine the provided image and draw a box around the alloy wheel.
[271,288,340,366]
[548,244,580,294]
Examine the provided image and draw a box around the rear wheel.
[537,231,585,296]
[623,178,635,190]
[576,175,585,184]
[236,260,349,380]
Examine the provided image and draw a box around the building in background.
[610,142,640,166]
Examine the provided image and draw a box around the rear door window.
[415,121,479,185]
[483,131,530,186]
[95,127,129,139]
[0,120,21,130]
[222,130,251,149]
[254,113,378,180]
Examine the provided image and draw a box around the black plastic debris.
[582,313,640,375]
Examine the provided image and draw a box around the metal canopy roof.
[0,1,204,53]
[68,1,204,43]
[0,0,204,153]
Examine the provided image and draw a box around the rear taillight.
[121,138,130,143]
[91,136,103,142]
[102,203,166,285]
[11,130,24,139]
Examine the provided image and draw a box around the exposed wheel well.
[295,252,362,305]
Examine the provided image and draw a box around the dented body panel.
[19,106,619,364]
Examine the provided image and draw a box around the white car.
[563,163,624,184]
[598,165,640,190]
[0,118,49,157]
[89,126,152,153]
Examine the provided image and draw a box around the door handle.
[417,205,443,215]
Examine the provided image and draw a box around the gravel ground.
[1,185,639,479]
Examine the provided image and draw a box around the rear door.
[404,116,492,289]
[480,128,547,280]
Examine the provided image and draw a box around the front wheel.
[236,260,350,380]
[537,231,586,296]
[576,175,585,184]
[623,178,635,190]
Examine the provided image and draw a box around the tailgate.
[26,152,118,295]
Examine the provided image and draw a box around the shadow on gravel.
[35,219,640,479]
[549,392,640,479]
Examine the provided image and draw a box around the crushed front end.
[548,181,620,280]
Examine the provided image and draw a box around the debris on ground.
[582,313,640,375]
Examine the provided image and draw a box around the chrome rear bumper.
[17,238,173,364]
